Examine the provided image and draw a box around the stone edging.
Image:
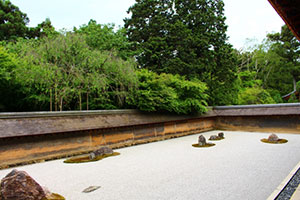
[267,161,300,200]
[291,183,300,199]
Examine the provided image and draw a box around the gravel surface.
[0,130,300,200]
[276,168,300,200]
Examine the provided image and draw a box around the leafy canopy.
[0,0,29,41]
[130,69,208,114]
[3,33,138,111]
[124,0,238,106]
[74,19,134,60]
[236,24,300,103]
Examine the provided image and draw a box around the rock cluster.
[89,146,113,160]
[198,135,207,146]
[0,169,64,200]
[209,132,225,140]
[268,133,279,142]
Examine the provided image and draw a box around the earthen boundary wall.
[0,103,299,168]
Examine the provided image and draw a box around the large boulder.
[268,134,279,142]
[0,169,46,200]
[0,170,64,200]
[198,135,207,146]
[89,146,113,160]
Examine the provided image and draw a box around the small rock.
[218,132,224,138]
[82,186,101,193]
[209,135,220,140]
[0,169,46,200]
[89,146,113,160]
[198,135,206,146]
[268,134,279,142]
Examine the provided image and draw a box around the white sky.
[10,0,285,50]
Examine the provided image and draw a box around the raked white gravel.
[1,130,300,200]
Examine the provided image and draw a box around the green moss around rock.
[260,138,288,144]
[209,137,225,141]
[192,143,215,148]
[64,152,120,164]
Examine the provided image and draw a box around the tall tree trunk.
[55,86,58,111]
[60,97,63,111]
[263,64,273,88]
[50,88,52,112]
[254,59,258,79]
[86,92,89,110]
[79,91,82,111]
[293,77,297,91]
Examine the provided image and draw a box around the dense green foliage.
[0,0,29,41]
[27,18,58,39]
[124,0,238,105]
[238,87,275,105]
[0,0,210,114]
[0,46,27,111]
[1,0,300,114]
[1,32,208,113]
[267,26,300,85]
[0,1,56,41]
[3,33,138,111]
[236,25,300,104]
[130,69,207,114]
[74,20,134,60]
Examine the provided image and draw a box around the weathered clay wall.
[0,110,214,138]
[214,103,300,133]
[0,103,300,168]
[216,115,300,133]
[0,111,215,168]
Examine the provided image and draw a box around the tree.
[0,0,29,41]
[267,25,300,93]
[27,18,58,39]
[0,46,20,111]
[236,70,276,105]
[5,32,138,111]
[238,87,275,105]
[235,30,299,101]
[129,69,208,114]
[0,1,57,41]
[74,20,134,60]
[124,0,238,105]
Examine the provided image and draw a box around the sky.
[10,0,285,50]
